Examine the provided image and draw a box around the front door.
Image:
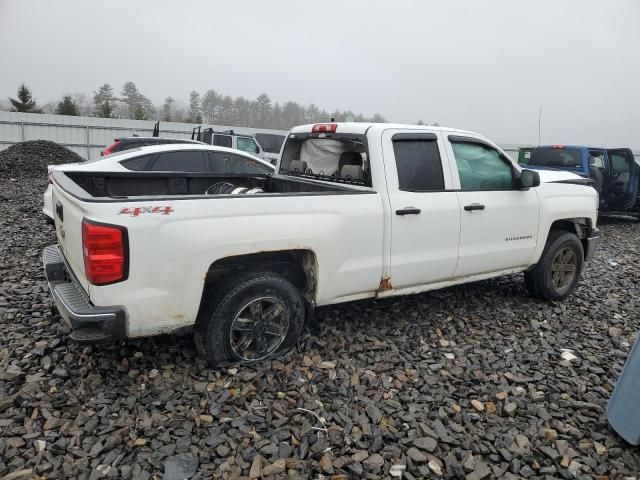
[605,148,638,210]
[384,130,461,288]
[444,136,540,277]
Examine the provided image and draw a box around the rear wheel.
[194,273,305,367]
[524,230,584,301]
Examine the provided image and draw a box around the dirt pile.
[0,140,84,179]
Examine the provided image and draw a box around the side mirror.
[519,169,540,189]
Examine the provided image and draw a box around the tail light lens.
[82,219,128,285]
[312,123,337,133]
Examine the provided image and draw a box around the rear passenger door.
[444,135,539,277]
[383,130,461,288]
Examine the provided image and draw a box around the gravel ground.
[1,171,640,479]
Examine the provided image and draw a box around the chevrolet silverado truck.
[44,123,600,366]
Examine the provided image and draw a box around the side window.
[120,154,154,171]
[237,137,260,154]
[392,138,444,191]
[609,154,631,174]
[150,151,208,172]
[212,152,270,174]
[213,135,232,148]
[451,141,516,191]
[588,151,606,169]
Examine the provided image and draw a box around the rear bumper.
[43,245,126,343]
[585,227,600,263]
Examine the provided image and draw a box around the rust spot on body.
[378,276,392,292]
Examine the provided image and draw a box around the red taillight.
[102,139,121,156]
[82,219,128,285]
[551,145,565,149]
[312,123,337,133]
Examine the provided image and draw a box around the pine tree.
[201,90,220,123]
[188,90,202,123]
[8,83,42,113]
[120,81,153,119]
[161,97,174,122]
[254,93,272,127]
[56,95,80,116]
[94,84,115,118]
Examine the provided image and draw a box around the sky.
[1,0,639,147]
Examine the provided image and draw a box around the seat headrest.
[341,164,364,180]
[289,160,308,172]
[339,151,362,168]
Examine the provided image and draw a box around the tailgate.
[51,179,90,291]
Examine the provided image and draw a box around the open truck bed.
[61,171,363,200]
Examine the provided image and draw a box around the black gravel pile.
[1,176,639,480]
[0,141,84,179]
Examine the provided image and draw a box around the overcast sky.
[1,0,639,147]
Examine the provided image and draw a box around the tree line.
[3,82,398,130]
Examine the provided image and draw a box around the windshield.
[279,134,370,186]
[255,133,286,154]
[529,147,582,168]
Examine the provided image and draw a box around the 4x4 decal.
[118,206,174,217]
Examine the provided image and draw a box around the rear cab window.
[529,147,583,169]
[279,131,370,186]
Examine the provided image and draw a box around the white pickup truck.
[44,123,600,366]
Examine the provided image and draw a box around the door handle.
[396,207,421,215]
[464,203,485,211]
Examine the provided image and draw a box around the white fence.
[0,111,637,162]
[0,111,288,159]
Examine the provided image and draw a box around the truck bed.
[58,171,366,200]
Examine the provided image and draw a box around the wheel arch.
[197,249,318,321]
[546,217,592,258]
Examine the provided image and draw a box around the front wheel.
[524,230,584,301]
[194,273,305,367]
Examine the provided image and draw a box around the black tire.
[194,273,305,367]
[524,230,584,301]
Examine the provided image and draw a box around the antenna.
[538,106,542,145]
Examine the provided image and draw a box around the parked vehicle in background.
[520,145,639,218]
[101,137,204,156]
[192,127,277,164]
[101,121,204,156]
[42,144,273,219]
[44,122,599,366]
[518,146,536,164]
[255,133,286,164]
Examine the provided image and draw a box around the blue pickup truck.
[520,145,639,217]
